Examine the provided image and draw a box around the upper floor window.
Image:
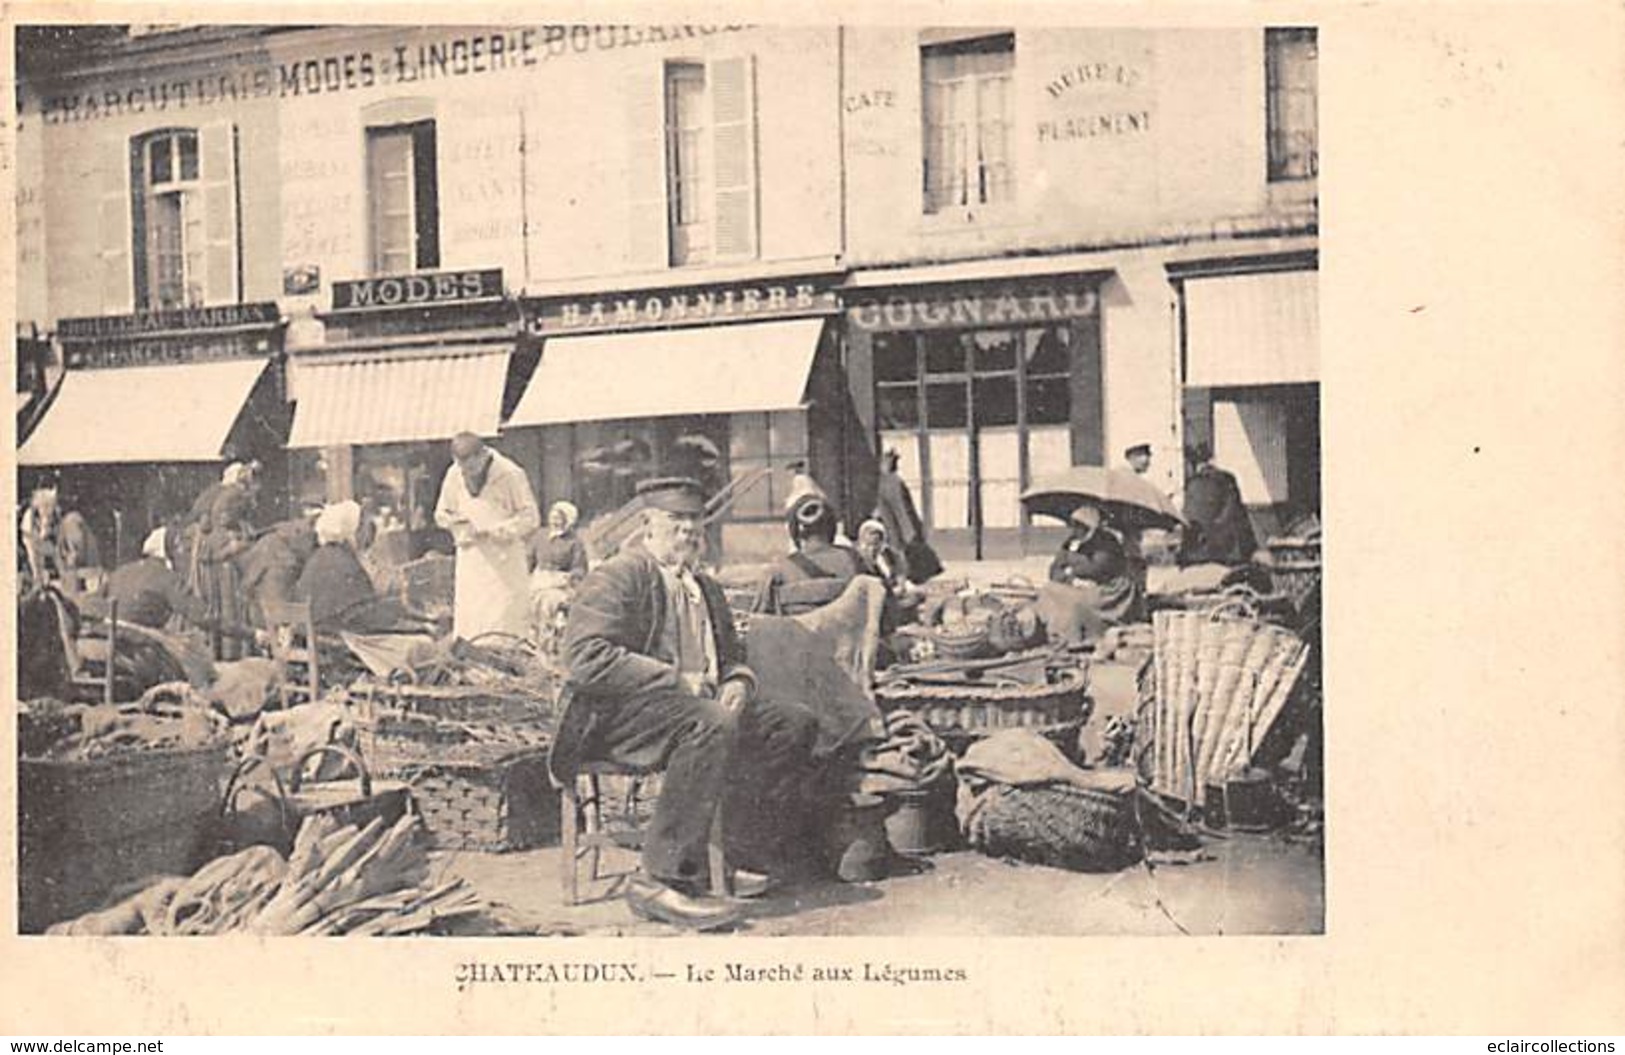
[921,33,1014,214]
[1266,27,1318,181]
[655,57,757,267]
[366,120,440,274]
[125,125,237,311]
[665,63,710,266]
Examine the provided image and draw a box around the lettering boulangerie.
[39,25,751,124]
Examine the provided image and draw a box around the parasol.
[1020,465,1184,531]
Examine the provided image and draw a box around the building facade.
[16,23,1317,566]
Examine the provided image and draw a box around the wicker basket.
[386,682,556,726]
[18,741,232,933]
[380,744,557,852]
[876,665,1091,735]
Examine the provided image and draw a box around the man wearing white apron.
[434,433,541,640]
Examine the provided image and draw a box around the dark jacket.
[293,543,380,631]
[1049,527,1129,586]
[552,549,755,787]
[563,549,753,703]
[1180,466,1258,566]
[106,557,211,629]
[240,518,318,625]
[529,531,589,579]
[753,542,866,615]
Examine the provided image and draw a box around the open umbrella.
[1020,465,1184,531]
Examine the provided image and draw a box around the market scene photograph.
[14,22,1322,937]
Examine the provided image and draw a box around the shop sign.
[58,302,280,340]
[62,331,276,370]
[331,268,504,311]
[526,279,840,334]
[40,26,751,125]
[846,284,1099,331]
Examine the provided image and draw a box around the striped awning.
[19,358,268,466]
[1184,269,1319,387]
[287,347,510,449]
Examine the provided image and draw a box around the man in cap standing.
[434,432,541,639]
[556,477,822,929]
[1123,443,1153,476]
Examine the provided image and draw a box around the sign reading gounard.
[332,269,504,311]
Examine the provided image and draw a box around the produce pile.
[20,683,228,761]
[47,812,482,936]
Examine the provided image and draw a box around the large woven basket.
[377,743,557,852]
[876,664,1091,735]
[19,741,232,933]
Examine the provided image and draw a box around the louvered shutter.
[710,55,757,260]
[97,137,133,313]
[624,69,669,269]
[200,122,240,305]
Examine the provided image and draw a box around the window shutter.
[97,137,133,313]
[710,55,757,260]
[624,69,668,270]
[199,122,240,305]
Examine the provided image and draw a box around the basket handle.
[288,743,372,798]
[1206,595,1261,623]
[219,753,293,835]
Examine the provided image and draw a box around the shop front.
[1174,256,1319,542]
[843,276,1107,561]
[17,302,289,565]
[512,275,845,565]
[284,267,524,562]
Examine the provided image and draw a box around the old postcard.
[1,0,1622,1035]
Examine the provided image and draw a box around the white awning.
[287,347,510,449]
[1184,269,1318,387]
[19,358,268,466]
[507,318,824,427]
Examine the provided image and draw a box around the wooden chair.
[551,577,885,907]
[557,762,728,906]
[70,599,118,707]
[260,599,321,709]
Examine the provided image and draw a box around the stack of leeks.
[1148,607,1310,807]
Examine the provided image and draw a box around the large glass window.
[729,409,808,519]
[1266,28,1319,181]
[921,34,1015,214]
[366,121,439,274]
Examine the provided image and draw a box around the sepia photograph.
[10,21,1324,941]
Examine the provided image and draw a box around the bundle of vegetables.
[24,682,228,761]
[46,812,484,936]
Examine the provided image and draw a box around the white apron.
[435,452,540,642]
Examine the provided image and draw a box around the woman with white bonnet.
[103,526,213,631]
[293,501,387,631]
[528,499,589,649]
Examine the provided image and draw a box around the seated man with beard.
[555,477,822,930]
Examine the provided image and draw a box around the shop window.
[974,376,1018,427]
[877,385,920,430]
[921,33,1015,214]
[926,381,969,429]
[924,331,967,375]
[873,333,920,383]
[729,409,807,519]
[661,57,758,267]
[1266,28,1318,181]
[128,126,238,310]
[366,120,440,274]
